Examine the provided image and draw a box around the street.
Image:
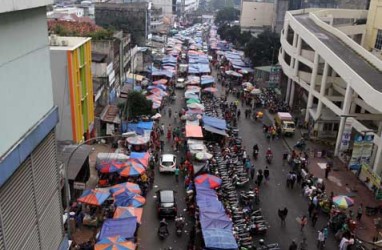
[137,67,338,249]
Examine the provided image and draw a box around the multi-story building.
[278,6,382,177]
[95,1,151,45]
[364,0,382,57]
[50,35,95,143]
[240,0,274,32]
[0,1,65,249]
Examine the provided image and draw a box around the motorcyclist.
[266,148,273,156]
[253,144,259,152]
[175,214,185,231]
[159,218,169,234]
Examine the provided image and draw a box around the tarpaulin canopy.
[95,236,136,250]
[113,207,143,224]
[202,228,238,250]
[185,125,203,138]
[201,75,215,85]
[127,122,153,135]
[152,70,173,78]
[129,152,150,167]
[200,210,233,230]
[99,217,137,240]
[202,116,226,130]
[203,125,228,137]
[126,135,150,145]
[77,189,110,206]
[114,192,146,207]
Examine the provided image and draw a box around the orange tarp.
[185,125,203,138]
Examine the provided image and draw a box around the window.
[375,29,382,50]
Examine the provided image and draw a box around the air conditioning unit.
[50,35,59,46]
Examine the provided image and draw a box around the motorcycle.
[294,139,306,150]
[158,221,169,240]
[175,216,185,237]
[266,153,273,164]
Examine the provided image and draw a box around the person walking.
[289,240,298,250]
[308,201,315,218]
[245,159,251,175]
[174,166,180,183]
[311,210,319,227]
[325,163,331,179]
[299,238,307,250]
[250,164,255,180]
[278,207,288,225]
[256,170,264,186]
[264,166,270,182]
[299,215,308,231]
[356,203,363,221]
[317,230,325,249]
[168,107,172,118]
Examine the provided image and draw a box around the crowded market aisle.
[211,67,338,249]
[137,88,192,250]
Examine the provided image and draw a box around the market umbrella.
[119,160,146,177]
[114,192,146,207]
[97,161,128,174]
[126,136,150,145]
[77,189,110,206]
[242,82,253,88]
[187,103,205,110]
[203,87,218,93]
[95,236,136,250]
[187,98,201,104]
[251,88,262,95]
[110,182,142,195]
[113,207,143,224]
[239,69,249,74]
[332,195,354,209]
[194,174,222,189]
[195,152,213,161]
[153,79,168,85]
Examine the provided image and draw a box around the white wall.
[0,7,54,156]
[240,1,274,29]
[0,0,52,14]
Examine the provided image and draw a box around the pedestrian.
[256,170,264,186]
[356,203,363,221]
[289,240,298,250]
[167,129,172,142]
[325,163,331,179]
[264,166,270,182]
[291,172,297,189]
[283,151,288,165]
[168,107,172,118]
[174,166,180,183]
[160,139,164,151]
[237,109,241,119]
[299,238,307,250]
[308,201,315,218]
[322,226,329,246]
[278,207,288,225]
[299,215,308,231]
[245,159,251,175]
[317,230,325,249]
[311,210,319,227]
[250,164,255,180]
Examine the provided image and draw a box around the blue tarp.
[203,116,227,130]
[152,70,174,78]
[130,152,147,159]
[203,125,228,137]
[200,211,233,230]
[201,76,215,85]
[126,121,153,135]
[99,217,137,240]
[202,228,238,250]
[137,121,153,130]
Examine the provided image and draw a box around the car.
[156,189,177,218]
[175,78,185,89]
[159,154,177,173]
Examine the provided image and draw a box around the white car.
[159,154,177,173]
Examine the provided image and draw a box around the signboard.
[339,121,352,152]
[359,163,381,190]
[349,134,363,170]
[360,134,374,165]
[376,189,382,201]
[73,182,86,190]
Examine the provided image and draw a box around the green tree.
[244,29,281,67]
[217,25,252,49]
[215,7,239,25]
[209,0,234,10]
[125,91,153,118]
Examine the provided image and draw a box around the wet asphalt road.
[138,72,338,250]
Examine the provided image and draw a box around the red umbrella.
[110,182,142,195]
[97,161,127,173]
[194,174,222,189]
[119,160,145,177]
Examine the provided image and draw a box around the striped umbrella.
[110,182,142,196]
[97,161,127,174]
[95,236,136,250]
[332,195,354,209]
[77,189,110,206]
[194,174,222,189]
[114,193,146,207]
[113,207,143,224]
[119,160,145,177]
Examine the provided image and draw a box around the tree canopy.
[218,25,252,49]
[244,30,281,67]
[214,7,239,25]
[125,91,153,118]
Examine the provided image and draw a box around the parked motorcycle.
[175,215,185,237]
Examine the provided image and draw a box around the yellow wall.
[67,39,94,143]
[364,0,382,51]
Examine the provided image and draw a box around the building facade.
[279,8,382,177]
[50,36,95,143]
[240,0,274,32]
[0,1,65,249]
[365,0,382,56]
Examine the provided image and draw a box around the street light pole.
[64,134,128,240]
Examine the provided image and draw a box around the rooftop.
[49,35,91,50]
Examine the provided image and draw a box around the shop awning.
[57,143,91,181]
[99,217,137,240]
[203,125,228,137]
[185,125,203,138]
[202,116,226,130]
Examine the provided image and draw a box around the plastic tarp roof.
[202,228,238,250]
[152,70,174,78]
[99,217,137,240]
[200,211,233,230]
[188,64,211,74]
[202,116,226,130]
[203,125,228,137]
[127,122,153,135]
[129,152,150,167]
[185,125,203,138]
[201,76,215,85]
